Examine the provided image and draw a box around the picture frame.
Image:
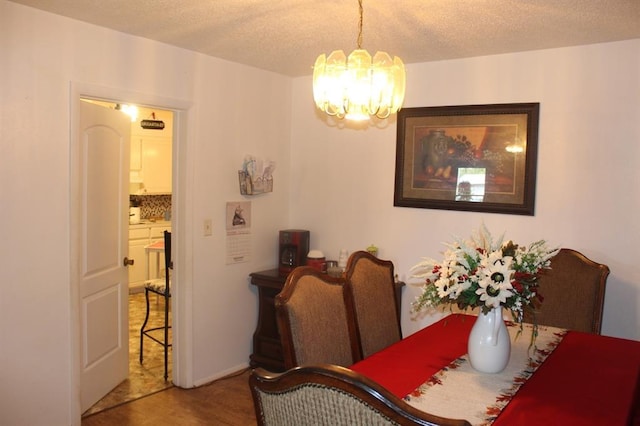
[394,103,540,215]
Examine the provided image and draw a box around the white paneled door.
[78,101,130,412]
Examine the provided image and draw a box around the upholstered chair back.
[276,267,361,369]
[524,248,609,334]
[346,251,402,358]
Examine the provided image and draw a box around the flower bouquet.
[411,223,558,344]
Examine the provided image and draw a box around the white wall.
[1,2,291,424]
[2,1,639,424]
[290,39,640,340]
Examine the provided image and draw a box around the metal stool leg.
[139,288,152,364]
[163,294,169,380]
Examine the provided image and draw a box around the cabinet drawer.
[129,228,150,240]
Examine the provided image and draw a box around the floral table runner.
[403,321,567,426]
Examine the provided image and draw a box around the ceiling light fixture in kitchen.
[312,0,406,121]
[115,103,139,122]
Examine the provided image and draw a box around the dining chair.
[524,248,610,334]
[345,251,402,358]
[275,266,361,369]
[249,364,472,426]
[140,230,172,380]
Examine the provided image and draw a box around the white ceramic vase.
[467,307,511,373]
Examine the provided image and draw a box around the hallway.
[83,292,172,416]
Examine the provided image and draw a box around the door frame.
[69,81,195,420]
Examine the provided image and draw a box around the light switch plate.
[204,219,213,236]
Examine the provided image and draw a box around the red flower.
[512,280,523,293]
[514,271,537,285]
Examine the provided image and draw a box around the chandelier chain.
[357,0,363,49]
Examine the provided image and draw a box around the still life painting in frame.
[394,103,540,215]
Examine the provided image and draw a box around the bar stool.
[139,230,172,381]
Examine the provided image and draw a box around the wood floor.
[81,368,257,425]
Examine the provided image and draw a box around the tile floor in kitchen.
[82,291,173,417]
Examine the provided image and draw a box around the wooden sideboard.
[249,268,405,372]
[250,269,288,371]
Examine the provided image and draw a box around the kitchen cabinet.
[130,136,142,173]
[130,107,173,194]
[128,232,149,287]
[128,221,171,290]
[141,136,172,193]
[130,136,172,194]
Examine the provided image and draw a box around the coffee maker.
[278,229,310,276]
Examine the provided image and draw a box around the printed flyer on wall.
[225,201,251,264]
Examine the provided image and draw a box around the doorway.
[80,100,175,416]
[70,82,191,420]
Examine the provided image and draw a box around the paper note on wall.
[226,201,251,264]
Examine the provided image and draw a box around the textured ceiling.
[9,0,640,76]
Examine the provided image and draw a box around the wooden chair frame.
[249,364,471,426]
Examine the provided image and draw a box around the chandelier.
[312,0,406,121]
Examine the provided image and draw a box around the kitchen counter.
[129,219,172,228]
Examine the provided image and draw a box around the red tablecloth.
[350,314,640,425]
[351,314,473,397]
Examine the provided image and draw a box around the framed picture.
[394,103,540,215]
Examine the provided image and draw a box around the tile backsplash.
[130,194,172,220]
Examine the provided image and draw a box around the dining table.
[350,314,640,426]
